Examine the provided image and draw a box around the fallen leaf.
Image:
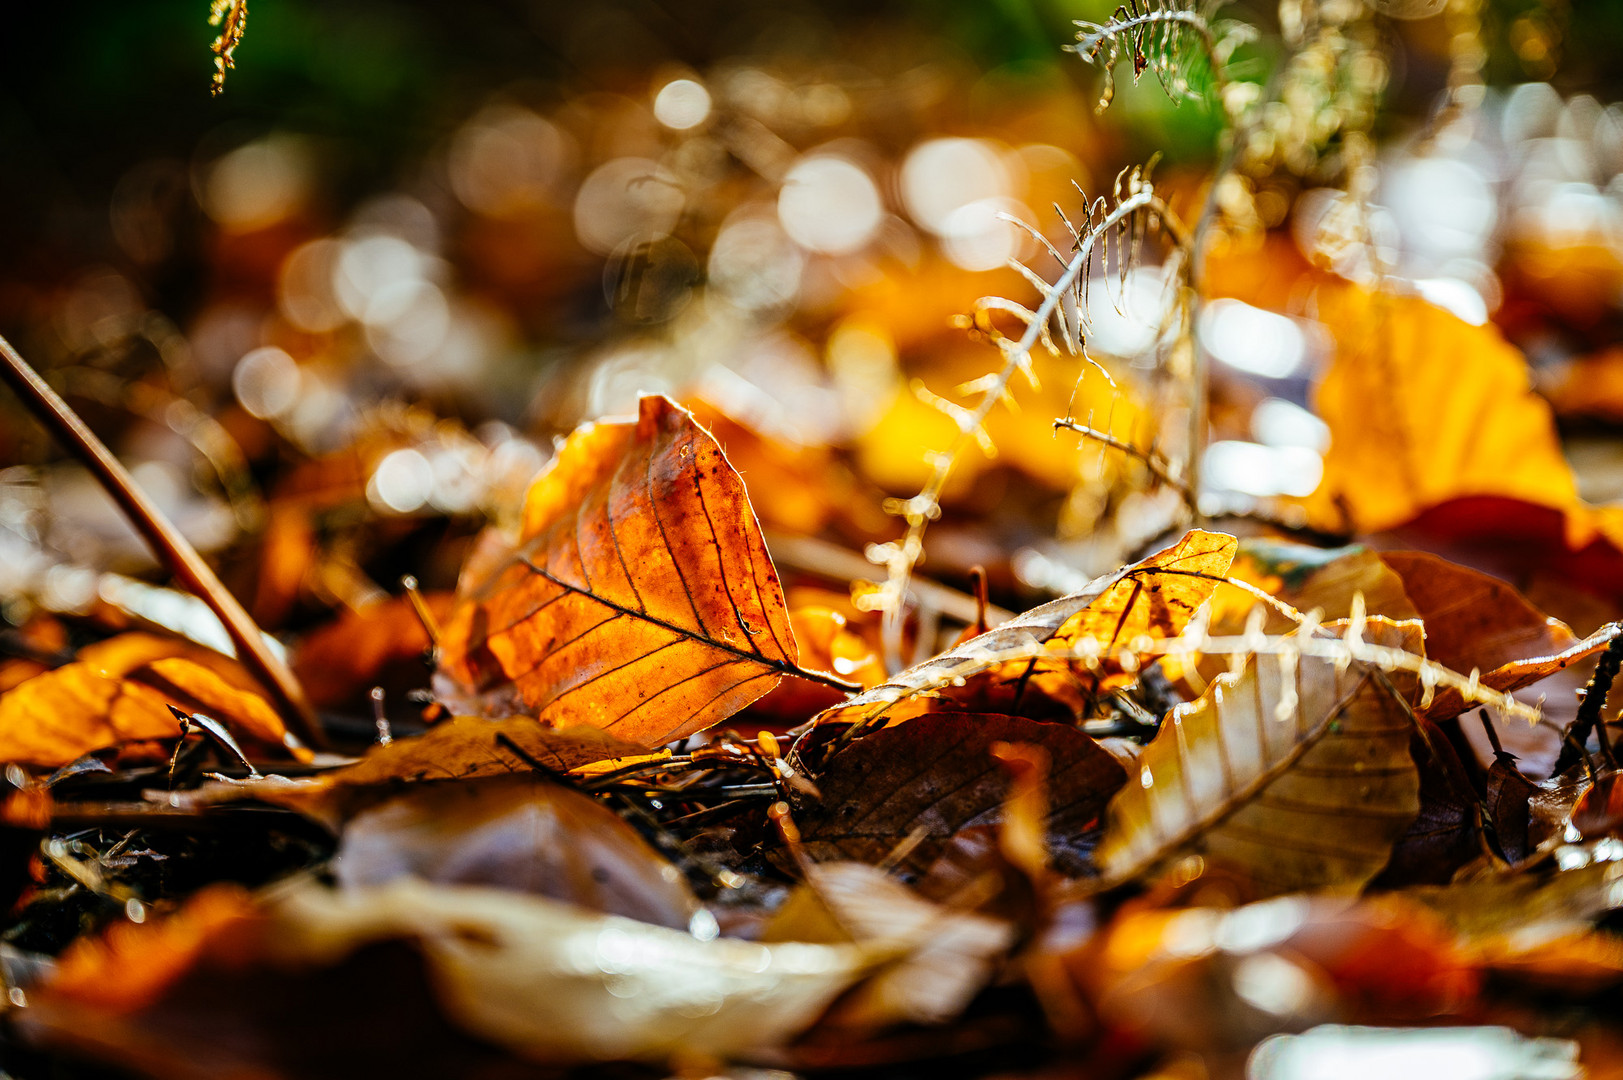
[817,529,1237,727]
[1068,893,1476,1050]
[1306,290,1580,539]
[763,860,1015,1028]
[0,663,181,766]
[1095,618,1424,895]
[437,395,801,748]
[0,649,298,767]
[797,712,1127,887]
[177,716,657,829]
[335,776,698,927]
[27,878,881,1066]
[1380,551,1590,721]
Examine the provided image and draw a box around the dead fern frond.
[1071,0,1249,113]
[868,164,1190,670]
[208,0,249,96]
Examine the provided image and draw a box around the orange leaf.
[0,663,181,766]
[0,632,297,766]
[437,396,799,747]
[291,592,453,709]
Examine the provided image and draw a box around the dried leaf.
[0,663,181,766]
[336,776,698,928]
[0,645,296,767]
[797,713,1127,886]
[181,716,656,829]
[28,879,880,1066]
[818,530,1237,727]
[763,861,1015,1028]
[1069,893,1477,1050]
[1380,551,1593,721]
[1096,618,1424,895]
[438,396,799,748]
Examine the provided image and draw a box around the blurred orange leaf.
[0,637,296,767]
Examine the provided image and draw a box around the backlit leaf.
[437,396,799,748]
[1096,618,1424,895]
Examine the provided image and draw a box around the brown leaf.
[797,713,1127,887]
[763,861,1015,1028]
[1379,551,1595,721]
[336,776,698,928]
[1096,618,1424,895]
[182,716,656,829]
[817,529,1237,727]
[437,396,799,748]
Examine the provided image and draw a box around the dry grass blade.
[1095,617,1424,896]
[0,334,323,750]
[439,396,827,748]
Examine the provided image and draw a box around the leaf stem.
[0,334,326,750]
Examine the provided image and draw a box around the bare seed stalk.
[875,187,1172,672]
[0,334,326,750]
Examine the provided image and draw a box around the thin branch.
[1054,418,1190,495]
[0,334,326,750]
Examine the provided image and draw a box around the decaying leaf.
[1096,618,1424,895]
[26,878,881,1067]
[763,860,1015,1027]
[176,716,657,829]
[437,396,801,748]
[797,712,1127,886]
[335,776,699,928]
[817,529,1238,727]
[1377,551,1611,721]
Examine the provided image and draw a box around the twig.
[0,334,326,750]
[1555,632,1623,776]
[1053,418,1191,495]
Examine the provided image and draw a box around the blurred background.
[2,0,1621,702]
